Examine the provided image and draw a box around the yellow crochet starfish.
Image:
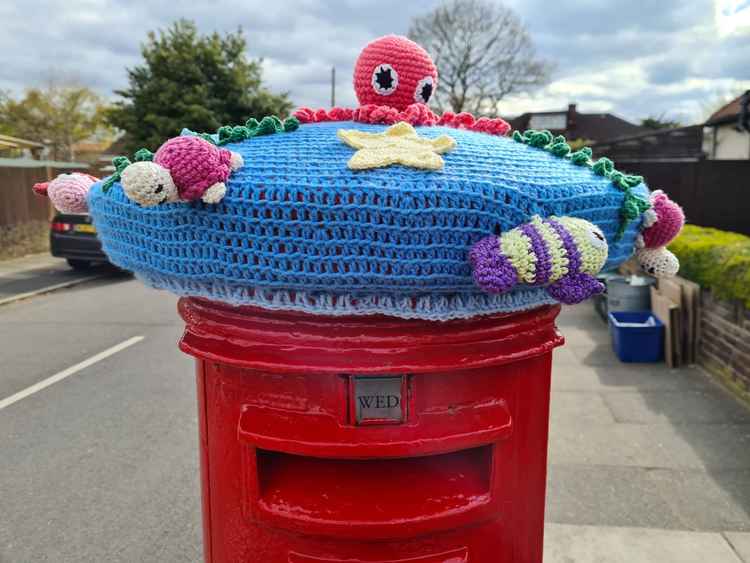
[337,121,456,171]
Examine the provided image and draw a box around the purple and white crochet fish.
[469,215,608,305]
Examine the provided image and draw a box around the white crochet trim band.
[138,273,558,321]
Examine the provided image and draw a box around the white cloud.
[715,0,750,36]
[0,0,747,125]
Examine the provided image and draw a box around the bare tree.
[409,0,552,116]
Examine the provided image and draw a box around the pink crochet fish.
[119,136,243,207]
[33,172,98,214]
[635,190,685,277]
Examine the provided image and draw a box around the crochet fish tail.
[547,272,604,305]
[469,236,518,294]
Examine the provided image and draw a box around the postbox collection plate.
[352,376,405,425]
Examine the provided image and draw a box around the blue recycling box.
[608,311,664,363]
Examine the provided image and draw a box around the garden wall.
[699,290,750,401]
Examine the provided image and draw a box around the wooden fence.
[592,126,705,162]
[0,166,52,229]
[0,161,90,258]
[617,160,750,236]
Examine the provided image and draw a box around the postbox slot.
[253,445,495,538]
[237,400,512,459]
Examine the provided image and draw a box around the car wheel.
[67,259,92,271]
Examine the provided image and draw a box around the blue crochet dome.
[87,121,648,320]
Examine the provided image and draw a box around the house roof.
[506,107,644,142]
[0,134,45,150]
[591,125,705,161]
[705,91,750,126]
[0,158,89,169]
[573,112,645,141]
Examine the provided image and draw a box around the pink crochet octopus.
[33,172,99,214]
[635,190,685,278]
[120,136,243,207]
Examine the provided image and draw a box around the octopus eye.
[372,64,398,96]
[154,184,164,194]
[414,76,435,104]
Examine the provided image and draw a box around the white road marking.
[0,336,144,411]
[0,274,105,307]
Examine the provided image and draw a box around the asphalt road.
[0,276,202,562]
[0,255,111,305]
[2,266,750,562]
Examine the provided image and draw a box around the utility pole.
[331,66,336,107]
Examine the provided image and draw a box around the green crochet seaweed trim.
[512,129,650,239]
[208,115,300,146]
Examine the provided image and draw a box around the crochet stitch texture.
[33,173,97,214]
[354,35,438,110]
[154,136,236,201]
[637,247,680,278]
[642,190,685,248]
[338,122,456,170]
[88,120,649,320]
[469,216,607,304]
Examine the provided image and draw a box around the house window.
[529,113,567,130]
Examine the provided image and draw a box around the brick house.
[505,103,644,146]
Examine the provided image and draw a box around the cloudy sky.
[1,0,748,124]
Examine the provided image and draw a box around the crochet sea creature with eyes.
[121,136,243,207]
[635,190,685,278]
[120,161,179,207]
[84,32,660,321]
[354,35,438,110]
[470,216,609,305]
[33,172,99,214]
[296,35,511,136]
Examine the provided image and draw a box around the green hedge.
[669,225,750,308]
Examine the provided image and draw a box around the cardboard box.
[677,277,701,364]
[659,277,701,364]
[650,286,681,368]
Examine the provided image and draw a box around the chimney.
[567,103,577,131]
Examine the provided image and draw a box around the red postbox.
[179,297,563,563]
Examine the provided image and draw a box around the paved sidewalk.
[2,272,749,561]
[546,304,750,561]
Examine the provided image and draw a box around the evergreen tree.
[640,115,682,130]
[108,20,292,152]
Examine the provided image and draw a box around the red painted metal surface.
[179,298,564,563]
